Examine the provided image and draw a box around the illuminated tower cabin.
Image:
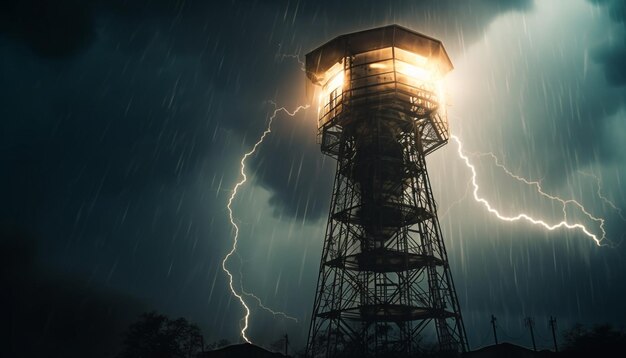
[305,25,468,357]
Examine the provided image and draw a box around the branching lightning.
[579,170,626,222]
[242,288,299,323]
[440,179,472,219]
[476,151,607,243]
[275,46,306,71]
[235,263,299,323]
[222,102,309,343]
[451,134,609,247]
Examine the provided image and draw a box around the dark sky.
[2,0,626,356]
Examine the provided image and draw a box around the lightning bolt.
[236,262,299,323]
[474,151,608,243]
[241,288,299,323]
[451,134,608,247]
[440,179,472,219]
[275,45,306,71]
[578,170,626,222]
[222,102,309,343]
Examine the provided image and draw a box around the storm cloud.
[0,0,535,223]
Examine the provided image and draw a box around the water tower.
[304,25,468,357]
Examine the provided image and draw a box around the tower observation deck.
[304,25,468,357]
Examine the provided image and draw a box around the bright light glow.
[394,47,428,66]
[396,60,431,81]
[223,102,309,343]
[325,70,344,93]
[437,80,447,113]
[317,65,344,123]
[369,63,388,69]
[317,62,344,105]
[320,61,344,87]
[452,134,608,247]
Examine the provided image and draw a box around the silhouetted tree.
[563,323,626,357]
[118,311,203,358]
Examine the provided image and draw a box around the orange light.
[369,63,388,69]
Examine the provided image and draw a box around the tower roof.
[305,24,453,85]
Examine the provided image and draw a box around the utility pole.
[491,315,499,345]
[284,334,289,356]
[549,316,558,352]
[525,317,537,351]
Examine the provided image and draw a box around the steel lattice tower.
[304,25,468,357]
